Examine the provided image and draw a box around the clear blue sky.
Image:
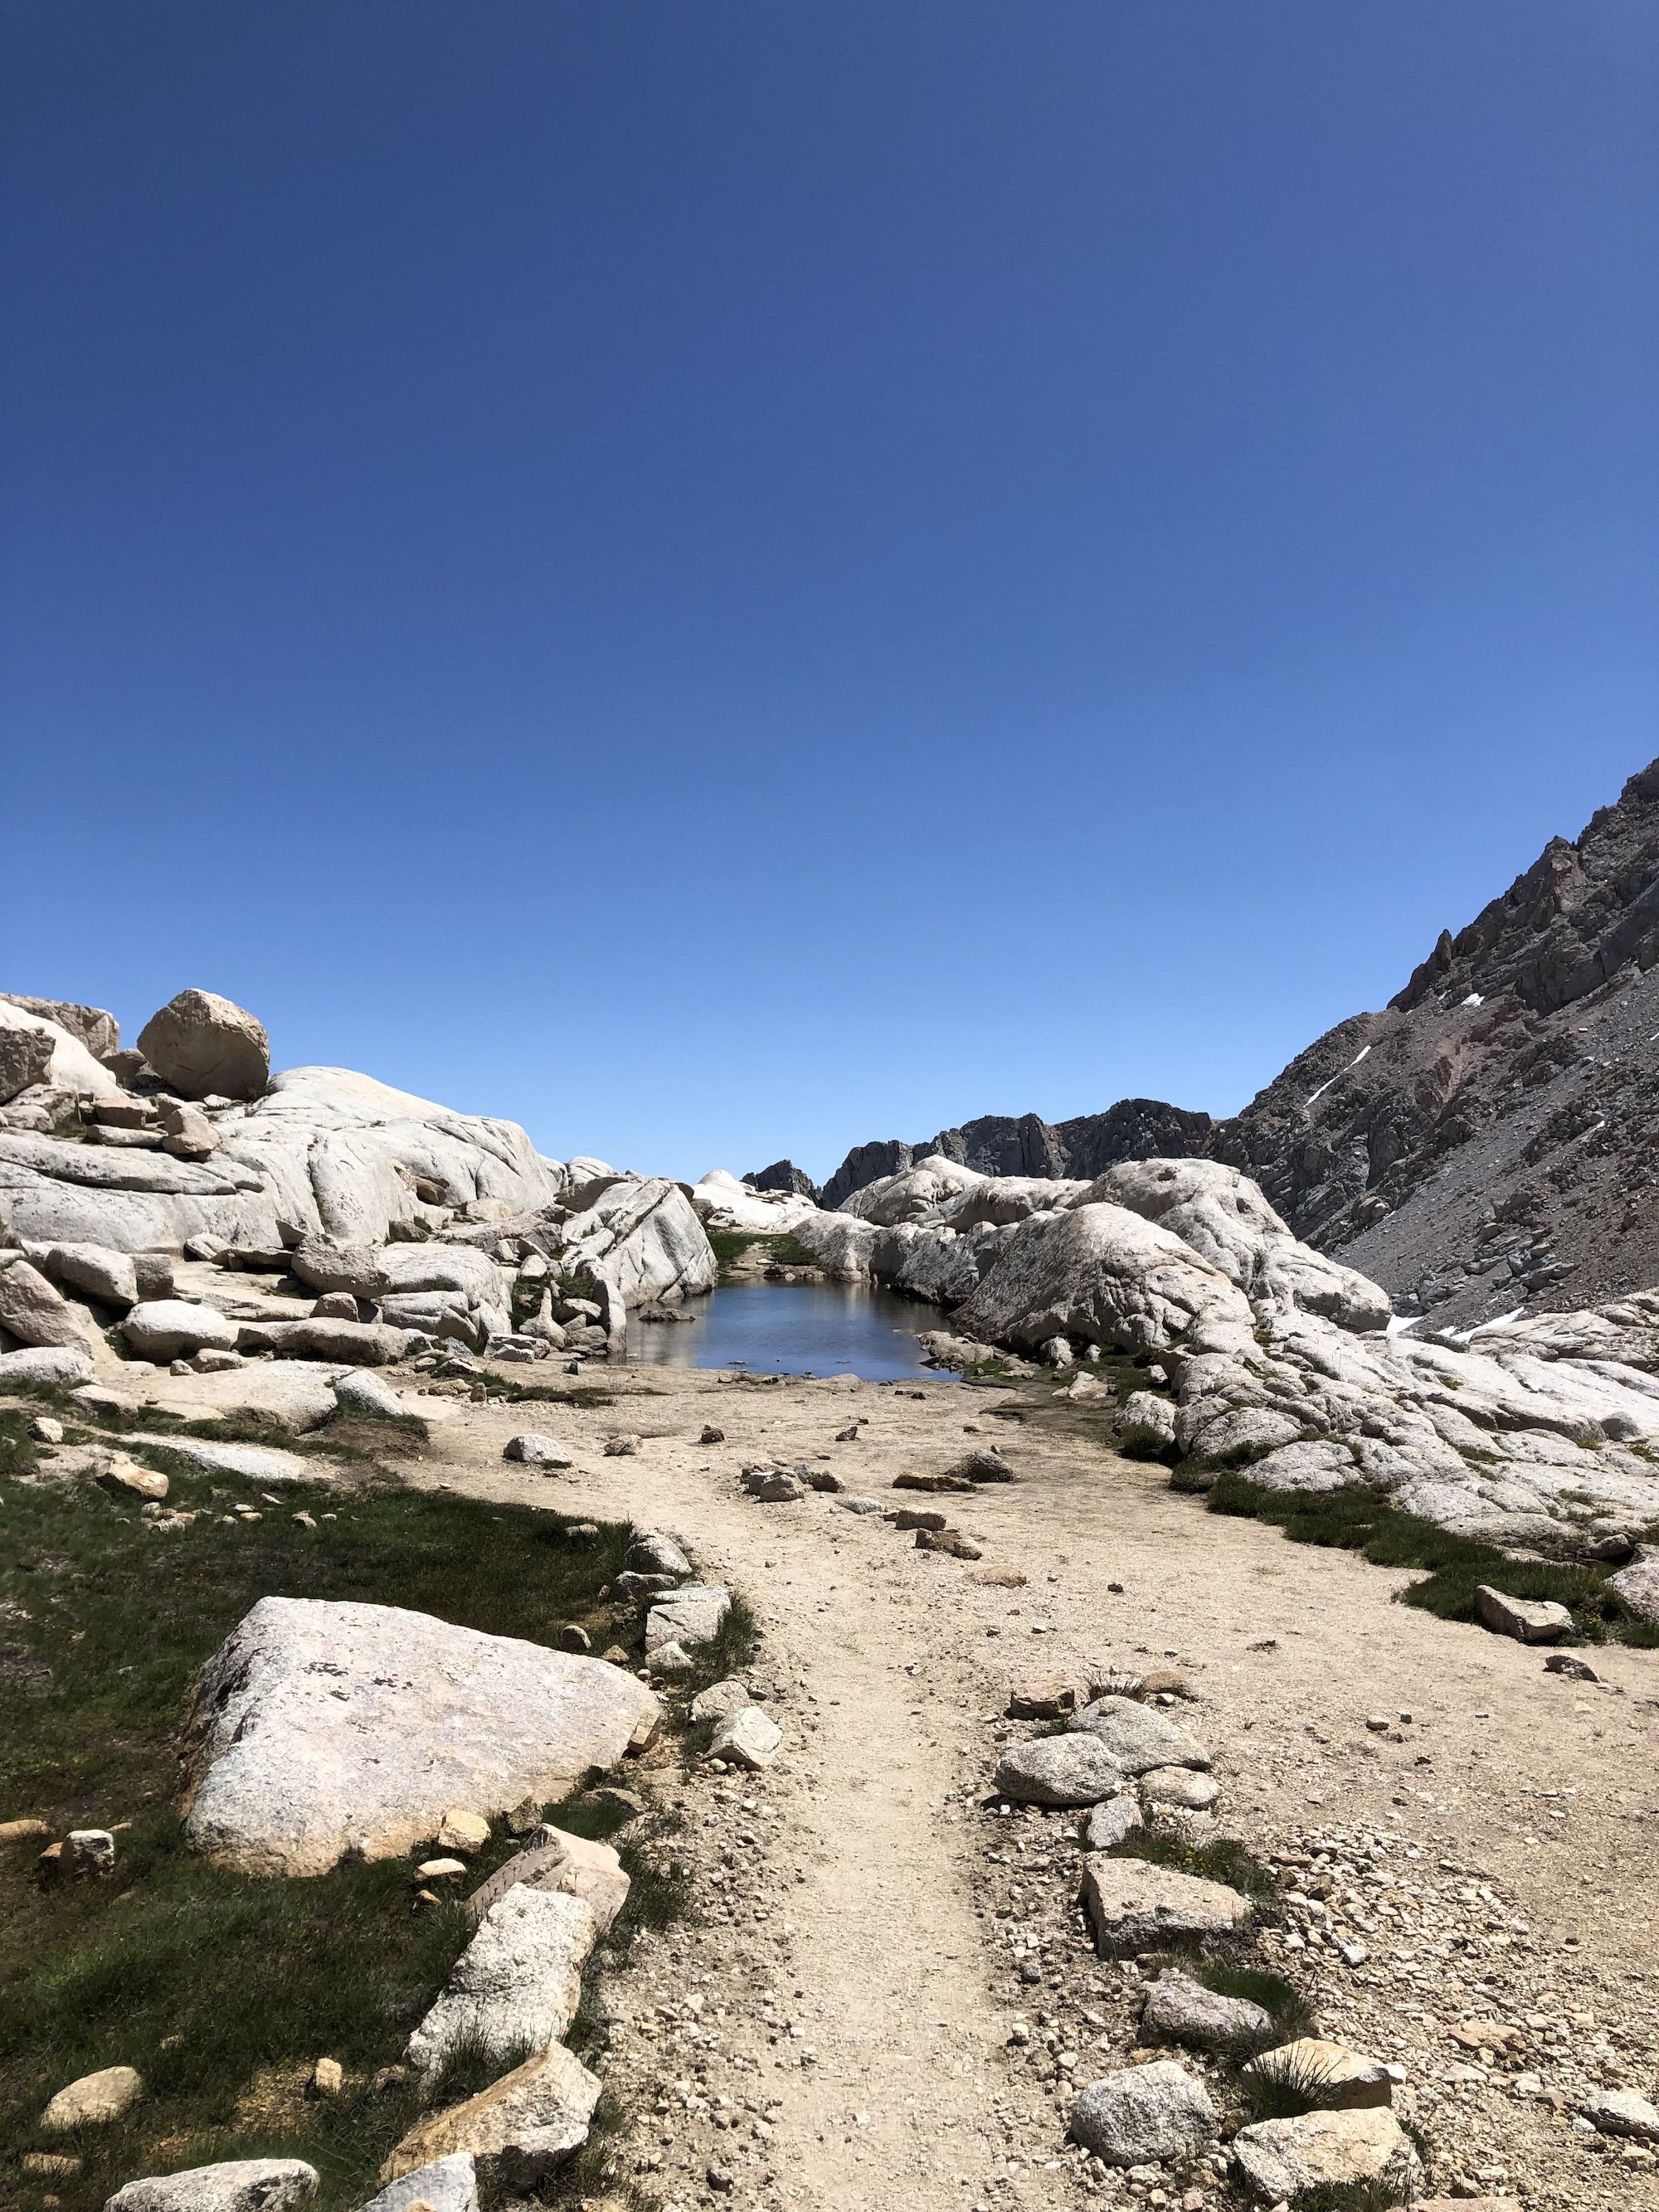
[3,3,1655,1182]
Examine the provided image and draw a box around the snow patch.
[1305,1042,1374,1108]
[1384,1313,1420,1338]
[1448,1305,1526,1343]
[1460,993,1484,1008]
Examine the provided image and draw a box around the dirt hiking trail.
[416,1364,1659,2212]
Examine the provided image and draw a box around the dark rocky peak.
[1053,1098,1214,1179]
[926,1113,1069,1180]
[742,1159,821,1200]
[1392,761,1659,1016]
[820,1138,916,1212]
[818,1099,1213,1212]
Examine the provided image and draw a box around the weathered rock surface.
[465,1826,630,1932]
[353,2154,478,2212]
[137,989,270,1101]
[1115,1391,1177,1454]
[1070,1696,1210,1774]
[0,1343,94,1385]
[330,1367,412,1422]
[708,1706,783,1769]
[1230,2107,1422,2202]
[557,1176,717,1306]
[504,1432,572,1469]
[1069,2059,1218,2166]
[994,1735,1125,1807]
[36,1241,139,1308]
[0,1062,567,1257]
[1080,1855,1253,1955]
[1138,1765,1220,1811]
[1474,1585,1574,1642]
[691,1169,819,1235]
[120,1434,324,1483]
[645,1585,731,1653]
[181,1597,659,1874]
[289,1235,391,1299]
[41,2063,144,2130]
[406,1886,597,2074]
[628,1532,692,1577]
[1081,1796,1144,1851]
[122,1299,241,1359]
[1,992,119,1059]
[380,2044,601,2187]
[1140,1967,1272,2051]
[689,1678,753,1723]
[105,2161,319,2212]
[136,1361,343,1431]
[0,1257,91,1348]
[0,999,119,1104]
[1581,2086,1659,2141]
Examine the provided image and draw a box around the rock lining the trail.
[1230,2106,1423,2201]
[180,1597,660,1875]
[405,1886,597,2075]
[1068,2058,1218,2165]
[381,2044,601,2189]
[105,2161,319,2212]
[1079,1855,1255,1955]
[993,1735,1126,1808]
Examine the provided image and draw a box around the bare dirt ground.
[407,1361,1659,2212]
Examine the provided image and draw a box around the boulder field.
[0,985,718,1384]
[775,1151,1659,1573]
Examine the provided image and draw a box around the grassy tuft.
[676,1592,761,1704]
[1238,2039,1352,2122]
[1204,1472,1659,1646]
[1190,1940,1316,2049]
[473,1378,620,1407]
[1281,2182,1419,2212]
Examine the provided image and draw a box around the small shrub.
[1238,2039,1348,2122]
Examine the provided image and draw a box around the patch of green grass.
[678,1591,761,1703]
[1190,1941,1316,2050]
[474,1378,620,1407]
[706,1229,820,1280]
[0,1399,662,2211]
[1204,1472,1659,1646]
[1111,1821,1277,1908]
[1237,2038,1350,2122]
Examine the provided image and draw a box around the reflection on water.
[625,1281,957,1382]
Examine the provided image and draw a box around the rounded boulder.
[1070,2059,1218,2166]
[993,1733,1125,1807]
[122,1300,241,1359]
[137,989,270,1101]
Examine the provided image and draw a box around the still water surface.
[625,1281,956,1382]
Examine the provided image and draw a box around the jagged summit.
[815,758,1659,1330]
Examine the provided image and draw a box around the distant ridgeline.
[791,758,1659,1330]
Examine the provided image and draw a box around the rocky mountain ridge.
[806,758,1659,1331]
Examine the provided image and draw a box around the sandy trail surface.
[408,1361,1659,2212]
